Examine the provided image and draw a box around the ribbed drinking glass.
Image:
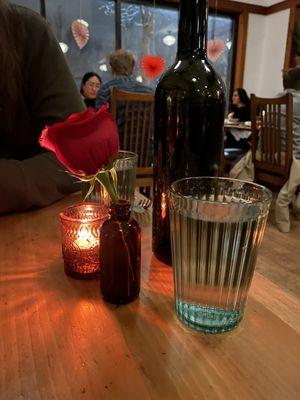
[169,177,272,334]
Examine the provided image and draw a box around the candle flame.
[75,225,97,250]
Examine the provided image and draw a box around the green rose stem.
[76,165,136,288]
[83,165,134,295]
[97,167,134,290]
[76,167,118,204]
[95,169,118,204]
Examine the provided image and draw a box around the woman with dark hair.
[0,0,85,214]
[225,88,251,150]
[80,72,102,108]
[228,88,251,122]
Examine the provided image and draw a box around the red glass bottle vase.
[99,201,141,304]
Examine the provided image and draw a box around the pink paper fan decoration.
[207,40,225,63]
[72,19,90,50]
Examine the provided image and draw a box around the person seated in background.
[279,68,300,159]
[0,0,85,214]
[80,72,102,108]
[228,88,251,122]
[96,49,153,109]
[275,67,300,232]
[225,88,251,150]
[96,49,153,150]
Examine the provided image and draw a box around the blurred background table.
[1,193,300,400]
[224,122,252,131]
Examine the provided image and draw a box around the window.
[46,0,116,85]
[208,14,237,102]
[12,0,40,12]
[120,1,236,100]
[121,2,178,85]
[16,0,237,100]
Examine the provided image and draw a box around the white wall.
[243,14,266,95]
[260,9,290,96]
[243,9,290,97]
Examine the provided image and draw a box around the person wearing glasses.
[80,72,102,108]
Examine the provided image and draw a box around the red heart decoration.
[141,55,165,79]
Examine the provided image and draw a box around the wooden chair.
[111,87,154,188]
[250,93,293,187]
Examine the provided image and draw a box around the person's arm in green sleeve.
[0,10,85,214]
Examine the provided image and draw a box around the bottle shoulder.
[101,217,140,233]
[156,58,225,96]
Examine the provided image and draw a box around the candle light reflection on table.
[161,192,167,220]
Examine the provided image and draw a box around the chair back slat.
[270,104,275,163]
[135,101,142,156]
[146,103,154,167]
[250,93,293,187]
[110,87,154,189]
[285,96,293,169]
[123,101,129,150]
[129,101,135,150]
[275,104,280,166]
[261,107,266,161]
[111,87,154,168]
[141,102,148,166]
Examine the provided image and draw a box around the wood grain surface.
[1,194,300,400]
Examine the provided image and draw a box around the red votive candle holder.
[59,203,108,280]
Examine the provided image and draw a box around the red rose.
[40,105,119,176]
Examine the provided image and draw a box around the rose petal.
[39,126,56,152]
[40,106,119,176]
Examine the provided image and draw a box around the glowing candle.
[60,203,108,279]
[74,226,97,250]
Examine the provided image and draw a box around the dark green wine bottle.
[152,0,226,265]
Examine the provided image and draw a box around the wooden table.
[1,194,300,400]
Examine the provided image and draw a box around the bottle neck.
[109,201,131,221]
[177,0,208,59]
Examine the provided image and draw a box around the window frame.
[118,0,238,99]
[39,0,241,94]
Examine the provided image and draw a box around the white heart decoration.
[71,19,90,50]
